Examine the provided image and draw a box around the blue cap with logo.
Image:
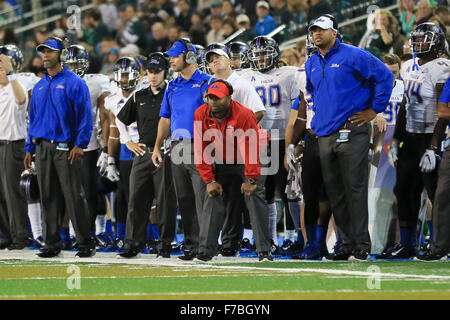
[36,38,63,52]
[164,40,197,57]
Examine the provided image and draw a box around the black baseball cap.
[146,53,168,71]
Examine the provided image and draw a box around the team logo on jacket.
[330,64,340,68]
[56,85,65,89]
[192,84,201,88]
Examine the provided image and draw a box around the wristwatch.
[247,178,257,185]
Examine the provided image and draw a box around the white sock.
[96,215,107,235]
[218,230,222,245]
[242,228,253,242]
[288,200,301,230]
[69,221,76,238]
[285,229,296,242]
[27,203,42,239]
[268,202,278,246]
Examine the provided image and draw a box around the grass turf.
[0,258,449,300]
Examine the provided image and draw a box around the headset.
[323,14,343,41]
[46,36,69,63]
[147,52,174,81]
[178,38,197,65]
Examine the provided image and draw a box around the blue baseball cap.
[36,38,63,52]
[164,40,197,57]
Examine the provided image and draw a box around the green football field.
[0,250,449,300]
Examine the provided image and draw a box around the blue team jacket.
[25,66,93,153]
[305,38,393,136]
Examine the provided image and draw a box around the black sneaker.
[349,249,369,262]
[258,251,274,262]
[75,247,96,258]
[220,247,238,257]
[178,250,196,261]
[270,239,281,255]
[239,238,253,254]
[7,240,31,250]
[378,243,416,260]
[415,249,448,262]
[323,247,351,261]
[0,240,12,250]
[194,254,216,263]
[156,249,170,258]
[37,247,62,258]
[117,249,141,259]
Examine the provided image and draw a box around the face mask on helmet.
[0,44,24,72]
[113,57,141,90]
[248,46,278,72]
[63,45,89,77]
[409,23,445,58]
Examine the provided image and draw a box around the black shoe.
[220,247,238,257]
[76,247,96,258]
[270,239,281,255]
[0,240,12,250]
[194,254,216,262]
[178,250,196,261]
[37,247,62,258]
[349,249,369,261]
[117,249,141,259]
[324,247,351,261]
[156,249,171,258]
[7,242,29,250]
[415,248,448,262]
[377,243,416,260]
[239,238,253,253]
[258,251,274,262]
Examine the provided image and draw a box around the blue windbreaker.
[25,66,93,153]
[305,38,393,136]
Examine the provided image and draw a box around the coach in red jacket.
[193,80,273,262]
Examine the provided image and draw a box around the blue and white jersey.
[379,79,404,126]
[400,58,450,133]
[241,66,299,140]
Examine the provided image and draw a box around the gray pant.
[432,148,450,254]
[80,150,100,234]
[171,140,205,253]
[0,140,30,244]
[35,140,93,250]
[200,164,271,256]
[318,121,371,253]
[125,150,177,251]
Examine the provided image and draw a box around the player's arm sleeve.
[393,96,407,142]
[25,92,37,153]
[74,80,93,149]
[159,86,171,119]
[351,49,393,114]
[117,92,137,125]
[115,117,131,144]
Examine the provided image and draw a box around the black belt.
[0,139,25,145]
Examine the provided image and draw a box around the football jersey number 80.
[256,85,281,107]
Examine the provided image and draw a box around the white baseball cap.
[205,49,230,62]
[308,16,338,32]
[236,14,250,25]
[256,1,269,10]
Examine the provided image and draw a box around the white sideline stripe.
[0,251,449,281]
[1,289,449,299]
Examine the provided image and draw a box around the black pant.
[125,150,177,251]
[170,140,205,253]
[394,132,438,227]
[302,134,328,226]
[0,140,30,244]
[35,140,93,250]
[201,164,271,256]
[432,148,450,254]
[81,150,100,234]
[115,160,133,225]
[318,121,371,253]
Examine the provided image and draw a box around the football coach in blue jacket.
[24,37,95,258]
[305,15,393,261]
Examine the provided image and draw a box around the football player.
[227,41,251,71]
[241,36,301,254]
[103,56,142,251]
[386,23,450,259]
